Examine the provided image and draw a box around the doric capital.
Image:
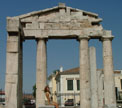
[101,37,114,41]
[100,30,114,41]
[77,35,90,41]
[36,38,48,42]
[79,36,90,40]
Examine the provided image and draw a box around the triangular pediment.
[7,3,104,39]
[12,3,101,24]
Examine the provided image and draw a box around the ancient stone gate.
[5,3,116,108]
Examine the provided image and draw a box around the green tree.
[32,84,36,98]
[53,69,60,74]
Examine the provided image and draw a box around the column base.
[104,104,117,108]
[38,105,55,108]
[38,106,80,108]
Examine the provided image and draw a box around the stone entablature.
[6,3,106,40]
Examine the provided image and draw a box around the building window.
[77,80,80,90]
[59,81,61,91]
[120,79,122,89]
[67,80,73,90]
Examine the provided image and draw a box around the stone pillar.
[97,70,104,108]
[5,34,23,108]
[79,37,91,108]
[89,47,98,108]
[102,31,116,106]
[36,39,47,108]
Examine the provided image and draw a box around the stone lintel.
[83,28,103,37]
[23,29,104,40]
[23,29,81,38]
[78,29,103,40]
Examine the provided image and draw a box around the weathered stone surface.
[6,74,18,83]
[13,3,103,39]
[102,31,116,105]
[6,53,19,74]
[7,17,20,32]
[79,38,91,108]
[104,104,117,108]
[5,35,22,108]
[5,83,18,108]
[7,41,19,52]
[7,36,20,52]
[89,47,98,108]
[0,105,5,108]
[7,35,19,41]
[36,39,47,107]
[97,70,104,108]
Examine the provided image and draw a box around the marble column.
[5,33,22,108]
[97,70,104,108]
[36,39,47,108]
[102,34,116,106]
[89,47,98,108]
[79,37,91,108]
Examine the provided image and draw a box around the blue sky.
[0,0,122,93]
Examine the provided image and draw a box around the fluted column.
[36,39,47,108]
[79,37,91,108]
[102,31,116,106]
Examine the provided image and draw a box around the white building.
[55,67,80,106]
[0,90,5,105]
[52,67,122,106]
[115,70,122,92]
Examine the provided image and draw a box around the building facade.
[48,73,57,102]
[0,90,5,105]
[48,67,122,106]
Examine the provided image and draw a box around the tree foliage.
[53,69,60,74]
[32,84,36,98]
